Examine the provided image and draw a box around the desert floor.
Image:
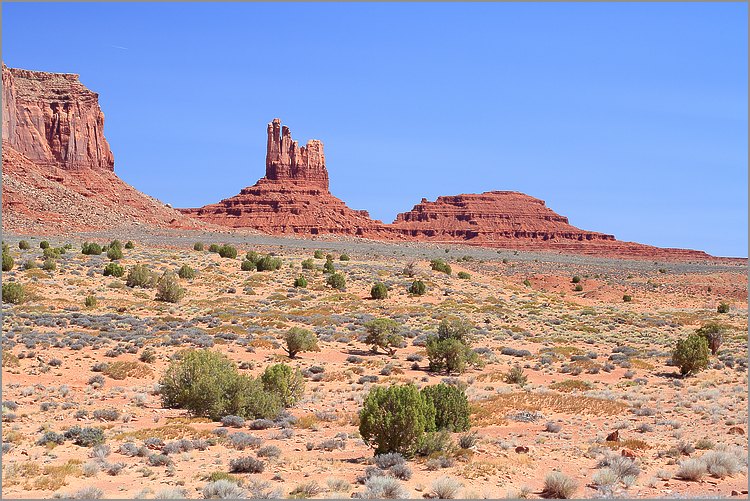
[2,230,748,499]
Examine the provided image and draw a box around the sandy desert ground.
[1,231,747,499]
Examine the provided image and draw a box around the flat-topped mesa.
[265,118,329,189]
[2,64,114,171]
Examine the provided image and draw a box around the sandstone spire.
[265,118,328,189]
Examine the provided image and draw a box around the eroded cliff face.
[1,64,203,233]
[266,118,329,189]
[2,64,114,171]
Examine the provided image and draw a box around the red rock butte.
[1,64,202,233]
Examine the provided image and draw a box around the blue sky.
[3,3,747,257]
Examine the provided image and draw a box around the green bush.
[415,430,453,457]
[364,318,403,355]
[155,271,185,303]
[81,242,103,255]
[717,302,730,314]
[256,255,282,272]
[2,283,26,304]
[42,258,57,271]
[457,271,471,280]
[40,241,50,249]
[420,383,470,432]
[85,295,97,308]
[523,279,531,287]
[359,384,432,456]
[574,284,583,292]
[503,365,527,386]
[124,241,135,249]
[409,280,426,296]
[261,364,305,407]
[109,240,123,250]
[339,254,350,261]
[23,259,38,270]
[301,258,316,270]
[696,322,725,355]
[571,276,581,283]
[672,334,709,376]
[313,250,324,259]
[326,273,346,290]
[208,243,220,253]
[323,257,335,274]
[177,264,196,279]
[623,294,632,302]
[2,244,14,271]
[284,327,320,358]
[18,240,30,250]
[107,245,123,261]
[103,262,125,277]
[293,275,308,288]
[240,260,256,272]
[228,375,282,421]
[42,247,63,259]
[426,337,478,374]
[218,245,238,259]
[430,259,452,275]
[437,317,473,344]
[371,283,388,300]
[126,264,155,288]
[245,251,260,263]
[193,242,204,251]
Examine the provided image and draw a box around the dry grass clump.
[472,392,626,425]
[102,361,153,380]
[541,471,578,499]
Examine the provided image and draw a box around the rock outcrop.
[181,120,386,236]
[1,64,203,233]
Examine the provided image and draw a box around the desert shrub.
[364,318,403,355]
[457,271,471,280]
[672,334,709,376]
[2,283,26,304]
[257,445,281,458]
[701,450,742,478]
[126,264,155,288]
[574,284,583,292]
[103,262,124,277]
[92,408,120,421]
[541,471,578,498]
[623,294,632,302]
[218,245,238,259]
[323,257,336,274]
[408,280,426,296]
[43,247,63,259]
[503,365,528,386]
[156,271,185,303]
[81,242,102,255]
[717,302,730,313]
[294,275,308,288]
[23,258,37,270]
[301,258,315,270]
[261,363,304,407]
[70,486,104,499]
[361,476,408,499]
[430,259,452,275]
[284,327,320,359]
[359,384,432,456]
[313,250,324,259]
[240,259,256,271]
[107,246,123,261]
[523,279,531,287]
[208,243,220,253]
[339,254,350,261]
[229,456,265,473]
[696,321,725,355]
[431,476,463,499]
[148,453,173,466]
[39,240,50,249]
[202,479,246,499]
[373,452,405,469]
[256,255,282,271]
[139,348,156,363]
[389,463,412,481]
[221,415,245,428]
[676,458,707,481]
[84,295,97,308]
[227,432,262,450]
[571,276,581,283]
[193,242,204,251]
[326,272,346,290]
[2,245,13,271]
[18,240,30,250]
[371,282,388,300]
[416,430,453,457]
[426,337,478,374]
[124,241,134,249]
[37,431,66,446]
[64,426,105,447]
[458,431,478,449]
[177,264,196,279]
[420,383,470,432]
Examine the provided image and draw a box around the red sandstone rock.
[1,65,203,233]
[181,119,386,236]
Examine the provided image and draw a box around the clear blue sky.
[3,3,747,257]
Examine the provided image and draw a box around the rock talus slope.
[1,64,203,233]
